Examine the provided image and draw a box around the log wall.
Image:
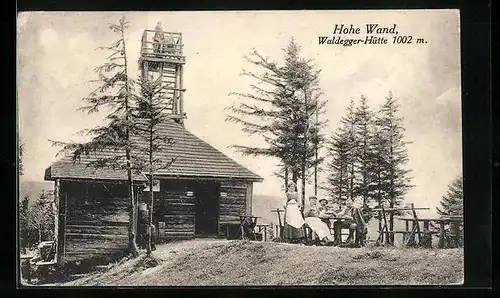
[217,180,249,237]
[60,180,129,264]
[58,178,255,264]
[139,179,196,240]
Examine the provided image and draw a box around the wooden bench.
[374,203,431,246]
[398,217,463,248]
[35,260,57,267]
[34,260,58,282]
[20,255,33,283]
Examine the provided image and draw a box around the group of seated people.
[282,182,366,246]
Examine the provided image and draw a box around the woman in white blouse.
[282,182,306,243]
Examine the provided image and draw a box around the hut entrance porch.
[194,181,220,237]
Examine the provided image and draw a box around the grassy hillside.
[58,239,463,286]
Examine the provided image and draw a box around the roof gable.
[45,119,263,182]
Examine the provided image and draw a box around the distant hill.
[252,194,284,225]
[19,180,54,201]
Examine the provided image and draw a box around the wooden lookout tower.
[139,22,186,125]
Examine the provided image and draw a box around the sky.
[17,10,462,216]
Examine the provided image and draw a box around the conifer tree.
[436,174,463,216]
[29,193,55,244]
[226,39,326,205]
[134,74,176,255]
[334,98,358,203]
[354,95,376,207]
[19,196,29,252]
[52,17,140,256]
[327,131,351,204]
[376,92,413,243]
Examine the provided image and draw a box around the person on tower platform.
[153,21,166,54]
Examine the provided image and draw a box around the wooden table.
[238,215,260,240]
[373,203,430,246]
[398,217,463,248]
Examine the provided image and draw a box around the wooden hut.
[44,119,263,266]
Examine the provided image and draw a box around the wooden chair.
[239,215,258,240]
[271,208,285,240]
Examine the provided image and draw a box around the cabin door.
[194,181,220,236]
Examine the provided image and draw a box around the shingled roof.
[44,119,263,182]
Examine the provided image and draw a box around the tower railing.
[140,30,185,62]
[139,29,187,124]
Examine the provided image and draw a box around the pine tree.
[29,193,55,244]
[376,92,413,244]
[134,75,176,255]
[327,131,351,204]
[333,98,358,203]
[226,39,326,205]
[437,174,463,216]
[19,195,30,252]
[354,95,376,207]
[281,41,326,204]
[52,17,140,257]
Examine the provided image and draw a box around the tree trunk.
[349,161,354,202]
[314,162,318,197]
[339,164,343,204]
[378,210,383,243]
[146,174,154,255]
[389,144,395,245]
[302,89,309,207]
[389,198,394,245]
[121,20,139,257]
[147,121,154,256]
[362,140,367,207]
[284,166,289,190]
[127,169,139,256]
[301,164,306,207]
[292,170,298,186]
[314,108,318,197]
[377,170,382,241]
